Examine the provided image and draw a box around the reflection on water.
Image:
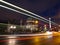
[0,35,60,45]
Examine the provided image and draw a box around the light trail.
[0,0,59,26]
[0,0,49,21]
[0,5,48,23]
[0,33,52,36]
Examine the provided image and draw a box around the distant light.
[35,20,38,24]
[10,25,16,29]
[14,26,16,28]
[10,26,13,28]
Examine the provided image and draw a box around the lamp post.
[49,18,51,31]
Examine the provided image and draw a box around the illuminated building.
[26,17,39,32]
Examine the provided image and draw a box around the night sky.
[0,0,60,24]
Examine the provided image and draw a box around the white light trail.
[0,0,59,26]
[0,5,48,23]
[0,33,52,36]
[0,0,49,22]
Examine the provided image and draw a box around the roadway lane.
[0,32,60,45]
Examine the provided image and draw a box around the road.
[0,32,60,45]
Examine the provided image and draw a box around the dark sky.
[0,0,60,24]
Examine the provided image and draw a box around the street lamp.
[35,20,38,24]
[49,18,51,31]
